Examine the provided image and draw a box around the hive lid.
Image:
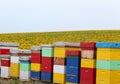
[19,56,31,61]
[1,57,10,60]
[96,42,120,48]
[10,49,18,53]
[31,46,41,50]
[65,42,80,47]
[80,42,96,48]
[41,44,53,48]
[53,42,69,47]
[18,50,31,54]
[0,42,19,47]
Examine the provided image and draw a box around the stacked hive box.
[0,42,19,78]
[19,50,31,81]
[41,44,53,82]
[80,42,96,84]
[1,58,10,78]
[96,42,120,84]
[66,50,81,84]
[0,42,11,78]
[31,46,41,80]
[53,42,68,84]
[10,44,19,78]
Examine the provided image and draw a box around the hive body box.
[81,59,96,68]
[80,42,96,84]
[31,46,41,80]
[1,66,10,78]
[41,44,53,82]
[96,42,120,84]
[19,50,31,81]
[96,69,120,84]
[97,48,120,60]
[66,50,81,84]
[10,56,19,78]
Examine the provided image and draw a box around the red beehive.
[80,68,96,84]
[1,59,10,67]
[31,58,41,63]
[31,53,41,59]
[31,53,41,63]
[80,42,96,50]
[66,50,81,56]
[41,57,53,72]
[0,49,10,55]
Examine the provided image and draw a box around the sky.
[0,0,120,33]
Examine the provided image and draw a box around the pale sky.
[0,0,120,33]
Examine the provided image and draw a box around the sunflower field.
[0,30,120,49]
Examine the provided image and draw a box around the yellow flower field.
[0,30,120,49]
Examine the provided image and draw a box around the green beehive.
[41,44,53,57]
[97,60,120,70]
[20,61,31,71]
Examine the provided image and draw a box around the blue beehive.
[66,74,79,83]
[66,56,80,83]
[31,71,41,79]
[96,42,120,48]
[41,72,53,82]
[66,56,80,67]
[66,66,79,75]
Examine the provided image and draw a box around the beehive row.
[0,42,120,84]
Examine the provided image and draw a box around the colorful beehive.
[10,50,20,78]
[53,42,81,84]
[96,42,120,84]
[66,50,81,84]
[1,58,10,78]
[53,42,67,84]
[10,45,19,78]
[19,50,31,81]
[41,44,53,82]
[0,42,19,78]
[80,42,96,84]
[31,46,41,80]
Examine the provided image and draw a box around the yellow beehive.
[81,59,96,68]
[31,63,41,71]
[54,47,66,58]
[96,69,120,84]
[53,73,65,84]
[97,48,120,60]
[10,63,19,77]
[96,78,120,84]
